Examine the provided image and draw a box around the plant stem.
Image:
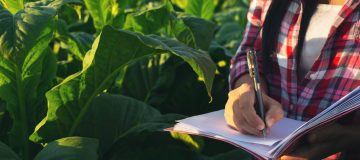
[15,67,30,160]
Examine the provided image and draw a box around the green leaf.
[34,48,58,122]
[34,137,99,160]
[83,0,125,32]
[124,1,173,34]
[185,0,215,20]
[0,4,57,159]
[67,32,94,60]
[214,7,248,25]
[172,15,217,50]
[0,141,21,160]
[214,7,248,53]
[119,54,178,106]
[215,22,244,46]
[30,26,216,144]
[171,0,218,10]
[171,0,188,9]
[25,0,83,10]
[170,132,204,151]
[75,93,162,155]
[147,35,216,96]
[103,123,204,160]
[221,0,249,10]
[0,0,24,14]
[56,19,94,60]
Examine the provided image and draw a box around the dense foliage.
[0,0,250,159]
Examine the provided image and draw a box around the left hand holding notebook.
[281,113,360,160]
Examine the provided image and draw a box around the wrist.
[234,74,268,94]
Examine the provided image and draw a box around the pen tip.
[262,130,266,138]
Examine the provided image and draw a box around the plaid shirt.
[230,0,360,121]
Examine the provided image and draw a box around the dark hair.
[262,0,320,77]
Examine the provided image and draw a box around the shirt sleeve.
[229,0,271,90]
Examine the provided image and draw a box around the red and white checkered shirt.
[230,0,360,121]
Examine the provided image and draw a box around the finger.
[235,94,265,132]
[224,98,237,129]
[225,98,259,135]
[263,94,284,127]
[233,105,262,135]
[235,120,261,135]
[224,93,247,130]
[280,155,307,160]
[240,92,265,130]
[242,107,266,130]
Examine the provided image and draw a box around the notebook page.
[176,110,304,146]
[287,91,360,141]
[173,123,271,159]
[268,87,360,157]
[271,103,360,157]
[300,87,360,129]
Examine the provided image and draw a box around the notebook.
[169,87,360,160]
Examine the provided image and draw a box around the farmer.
[224,0,360,159]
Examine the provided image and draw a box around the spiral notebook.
[169,87,360,160]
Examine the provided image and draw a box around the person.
[225,0,360,159]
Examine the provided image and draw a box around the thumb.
[263,94,284,128]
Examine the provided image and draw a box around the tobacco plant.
[0,0,250,159]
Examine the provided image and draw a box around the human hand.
[281,118,360,160]
[224,82,284,135]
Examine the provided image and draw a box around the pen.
[246,49,267,137]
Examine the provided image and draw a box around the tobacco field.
[0,0,251,159]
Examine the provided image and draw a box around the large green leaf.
[34,48,58,122]
[25,0,82,10]
[124,1,173,34]
[83,0,125,32]
[30,26,216,143]
[185,0,215,20]
[171,0,219,10]
[119,54,178,106]
[0,4,57,159]
[119,16,216,106]
[75,93,162,155]
[102,122,204,160]
[34,137,99,160]
[0,141,21,160]
[0,0,24,14]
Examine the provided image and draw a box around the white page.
[176,110,304,146]
[268,87,360,156]
[173,123,271,159]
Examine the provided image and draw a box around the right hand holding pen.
[224,83,284,136]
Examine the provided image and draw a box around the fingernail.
[257,124,265,130]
